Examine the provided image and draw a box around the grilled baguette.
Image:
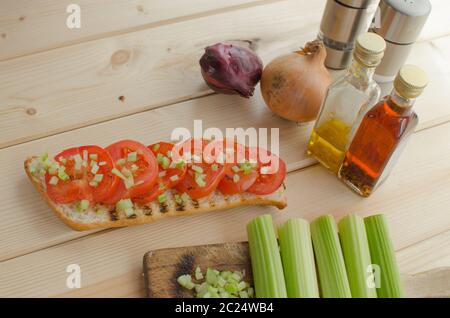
[25,157,287,231]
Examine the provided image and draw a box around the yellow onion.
[261,40,331,122]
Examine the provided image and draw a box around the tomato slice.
[46,145,118,204]
[134,142,187,204]
[218,143,260,195]
[175,139,227,199]
[247,148,286,195]
[103,140,158,204]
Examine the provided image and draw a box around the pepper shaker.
[372,0,431,83]
[318,0,380,70]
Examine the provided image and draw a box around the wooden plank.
[0,0,271,61]
[1,121,449,297]
[0,0,326,148]
[1,1,450,149]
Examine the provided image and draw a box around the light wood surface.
[0,0,449,297]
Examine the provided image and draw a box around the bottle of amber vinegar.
[339,65,428,197]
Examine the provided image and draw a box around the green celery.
[247,215,287,298]
[338,214,377,298]
[364,214,405,298]
[311,215,352,298]
[278,219,319,298]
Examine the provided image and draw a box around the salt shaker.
[372,0,431,83]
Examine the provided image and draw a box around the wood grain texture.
[0,0,272,61]
[1,122,450,297]
[0,0,325,148]
[143,242,251,298]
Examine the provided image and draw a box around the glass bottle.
[307,32,386,175]
[339,65,428,197]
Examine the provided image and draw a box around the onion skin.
[200,43,263,98]
[261,40,331,122]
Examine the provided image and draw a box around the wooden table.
[0,0,449,297]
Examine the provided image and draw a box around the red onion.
[199,43,263,98]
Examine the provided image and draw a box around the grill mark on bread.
[176,202,185,212]
[159,202,168,213]
[191,199,199,209]
[109,209,119,221]
[143,205,152,216]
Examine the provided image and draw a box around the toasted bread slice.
[25,157,287,231]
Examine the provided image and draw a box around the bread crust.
[24,157,287,231]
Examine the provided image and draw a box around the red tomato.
[247,148,286,195]
[46,145,118,204]
[134,142,187,204]
[103,140,158,204]
[175,139,227,199]
[218,143,260,195]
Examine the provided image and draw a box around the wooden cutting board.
[143,242,252,298]
[143,242,449,298]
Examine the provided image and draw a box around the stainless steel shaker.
[318,0,380,70]
[372,0,432,83]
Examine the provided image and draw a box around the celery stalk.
[338,214,377,298]
[364,214,405,298]
[247,215,287,298]
[311,215,352,298]
[278,219,319,298]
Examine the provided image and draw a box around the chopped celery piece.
[175,160,185,170]
[191,165,204,174]
[174,194,183,205]
[233,174,240,183]
[152,143,160,152]
[116,199,135,217]
[364,214,405,298]
[75,200,89,213]
[93,174,103,183]
[311,215,351,298]
[195,267,203,280]
[247,214,287,298]
[338,214,377,298]
[231,166,240,173]
[116,158,126,166]
[177,275,195,290]
[127,152,137,162]
[157,194,167,204]
[206,268,218,285]
[49,176,59,185]
[89,153,98,161]
[195,174,206,187]
[211,164,219,171]
[170,175,179,182]
[278,218,319,298]
[161,156,170,169]
[57,166,70,181]
[90,162,99,174]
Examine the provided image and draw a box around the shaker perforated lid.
[394,65,428,99]
[373,0,431,44]
[353,32,386,67]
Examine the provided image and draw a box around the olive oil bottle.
[307,33,386,174]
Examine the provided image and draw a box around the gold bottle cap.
[394,65,428,99]
[354,32,386,67]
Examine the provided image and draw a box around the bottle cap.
[394,65,428,99]
[353,32,386,67]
